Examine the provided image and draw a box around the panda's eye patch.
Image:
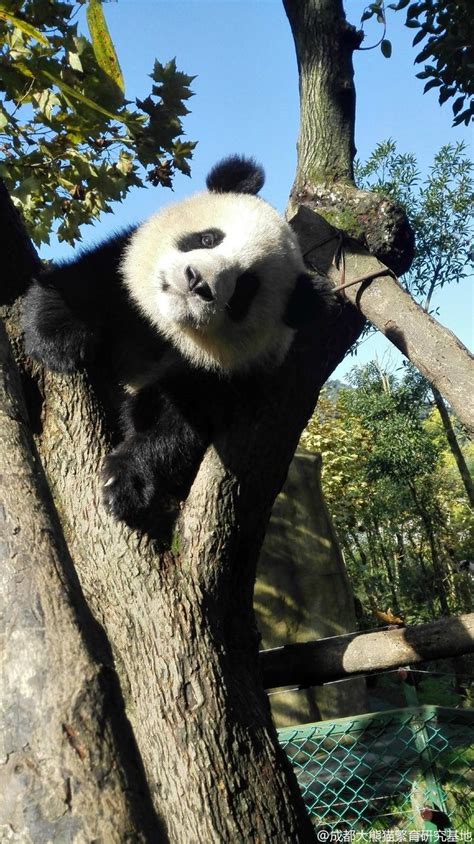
[177,228,225,253]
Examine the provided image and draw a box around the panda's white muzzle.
[157,256,239,330]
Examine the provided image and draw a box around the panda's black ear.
[284,273,337,329]
[206,155,265,195]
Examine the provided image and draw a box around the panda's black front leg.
[102,378,215,533]
[23,273,100,373]
[22,230,131,373]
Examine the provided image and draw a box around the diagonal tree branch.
[291,207,474,437]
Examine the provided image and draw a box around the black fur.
[23,229,135,373]
[177,228,225,252]
[206,155,265,195]
[226,272,260,322]
[283,273,336,329]
[22,157,332,537]
[22,227,232,535]
[102,374,222,535]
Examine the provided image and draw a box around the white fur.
[121,191,305,373]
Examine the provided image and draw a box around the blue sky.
[45,0,473,381]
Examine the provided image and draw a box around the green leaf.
[412,27,426,46]
[381,39,392,58]
[423,77,442,92]
[0,8,50,47]
[388,0,410,8]
[452,95,465,115]
[438,84,454,104]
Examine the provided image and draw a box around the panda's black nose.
[185,266,214,301]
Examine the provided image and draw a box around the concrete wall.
[256,448,367,726]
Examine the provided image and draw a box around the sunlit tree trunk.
[408,481,450,615]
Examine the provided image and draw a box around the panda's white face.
[121,191,306,372]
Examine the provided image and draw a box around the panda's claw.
[101,449,156,527]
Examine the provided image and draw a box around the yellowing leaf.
[68,51,83,73]
[40,69,128,124]
[86,0,125,100]
[0,9,50,47]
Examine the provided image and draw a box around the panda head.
[121,155,326,373]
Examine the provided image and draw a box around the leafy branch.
[359,1,473,124]
[0,0,196,245]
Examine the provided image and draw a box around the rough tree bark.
[0,321,160,842]
[291,207,474,437]
[1,193,363,841]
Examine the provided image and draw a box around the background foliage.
[355,139,473,313]
[361,0,474,126]
[302,141,473,628]
[301,365,474,626]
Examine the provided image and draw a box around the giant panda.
[23,155,332,535]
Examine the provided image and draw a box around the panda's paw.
[101,448,157,527]
[24,323,96,373]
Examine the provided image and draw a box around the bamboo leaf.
[86,0,125,100]
[0,8,50,46]
[40,69,128,124]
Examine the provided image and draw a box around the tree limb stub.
[290,206,474,437]
[261,612,474,689]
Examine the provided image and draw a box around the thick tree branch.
[35,365,316,842]
[0,322,160,842]
[33,293,363,841]
[261,613,474,688]
[283,2,472,437]
[291,207,474,437]
[2,184,365,840]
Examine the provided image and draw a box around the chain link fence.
[278,705,473,831]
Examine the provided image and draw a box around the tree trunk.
[0,39,366,840]
[0,185,161,842]
[1,275,362,841]
[431,386,474,507]
[290,206,474,437]
[408,481,450,616]
[282,0,361,188]
[283,5,472,435]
